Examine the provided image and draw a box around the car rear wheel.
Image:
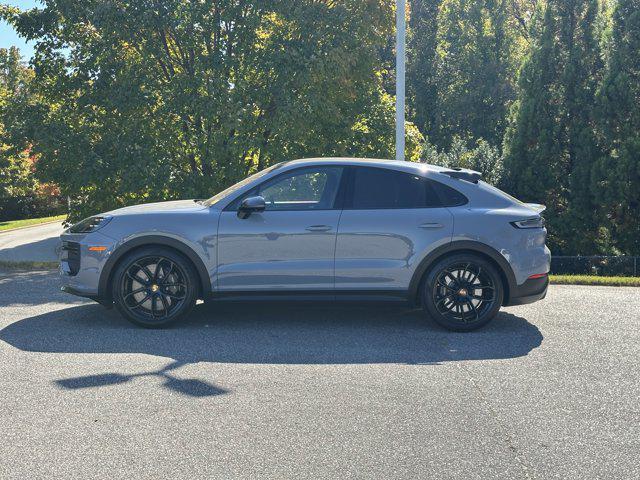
[112,247,198,328]
[422,253,503,331]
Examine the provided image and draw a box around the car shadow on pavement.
[0,270,80,307]
[0,236,62,263]
[0,301,543,397]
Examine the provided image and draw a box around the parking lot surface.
[0,270,638,479]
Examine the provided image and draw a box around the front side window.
[228,166,343,211]
[350,167,441,209]
[260,167,343,210]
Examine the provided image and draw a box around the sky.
[0,1,40,61]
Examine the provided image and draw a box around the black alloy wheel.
[423,254,503,331]
[113,247,198,327]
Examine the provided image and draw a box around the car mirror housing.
[237,196,266,219]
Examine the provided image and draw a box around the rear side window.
[429,180,468,207]
[349,167,442,209]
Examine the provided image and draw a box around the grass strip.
[550,274,640,287]
[0,214,66,232]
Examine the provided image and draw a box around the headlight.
[68,216,112,233]
[511,217,545,229]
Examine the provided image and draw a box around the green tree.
[1,1,407,220]
[503,0,603,254]
[0,47,37,200]
[407,0,442,140]
[433,0,523,148]
[422,136,505,185]
[408,0,527,150]
[595,0,640,254]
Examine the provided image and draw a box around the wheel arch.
[98,235,211,304]
[408,241,517,306]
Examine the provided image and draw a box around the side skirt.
[205,290,410,304]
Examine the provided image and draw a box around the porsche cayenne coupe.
[60,158,550,331]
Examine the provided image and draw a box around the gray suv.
[60,158,550,331]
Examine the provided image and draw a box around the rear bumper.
[505,275,549,306]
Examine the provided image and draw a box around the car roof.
[278,157,450,176]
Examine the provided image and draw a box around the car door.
[216,166,344,291]
[334,166,454,292]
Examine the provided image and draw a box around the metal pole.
[395,0,406,161]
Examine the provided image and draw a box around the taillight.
[511,217,545,229]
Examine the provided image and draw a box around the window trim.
[223,165,347,212]
[343,166,448,210]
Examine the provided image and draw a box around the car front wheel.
[112,247,198,328]
[422,254,504,331]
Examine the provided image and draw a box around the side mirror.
[237,196,266,219]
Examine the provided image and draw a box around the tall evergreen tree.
[408,0,537,150]
[431,0,522,148]
[407,0,442,139]
[595,0,640,254]
[503,0,603,254]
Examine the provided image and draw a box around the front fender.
[97,234,213,303]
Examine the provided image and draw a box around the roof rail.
[442,168,482,184]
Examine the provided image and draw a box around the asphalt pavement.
[0,222,65,262]
[0,270,638,479]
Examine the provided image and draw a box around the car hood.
[104,200,208,216]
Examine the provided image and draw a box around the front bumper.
[60,284,106,304]
[59,231,116,306]
[505,275,549,306]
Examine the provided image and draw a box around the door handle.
[419,222,444,229]
[305,225,332,232]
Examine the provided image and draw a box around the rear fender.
[408,240,517,306]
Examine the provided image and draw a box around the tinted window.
[350,167,441,209]
[429,180,468,207]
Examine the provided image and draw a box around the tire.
[112,246,198,328]
[422,253,504,332]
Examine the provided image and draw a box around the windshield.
[202,163,282,207]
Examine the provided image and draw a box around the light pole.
[395,0,406,161]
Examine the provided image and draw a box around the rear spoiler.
[442,168,482,184]
[525,203,546,214]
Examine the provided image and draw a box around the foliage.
[408,0,531,150]
[0,46,66,221]
[0,47,37,199]
[432,0,523,147]
[407,0,441,144]
[594,0,640,255]
[502,0,604,254]
[1,0,410,221]
[422,136,504,185]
